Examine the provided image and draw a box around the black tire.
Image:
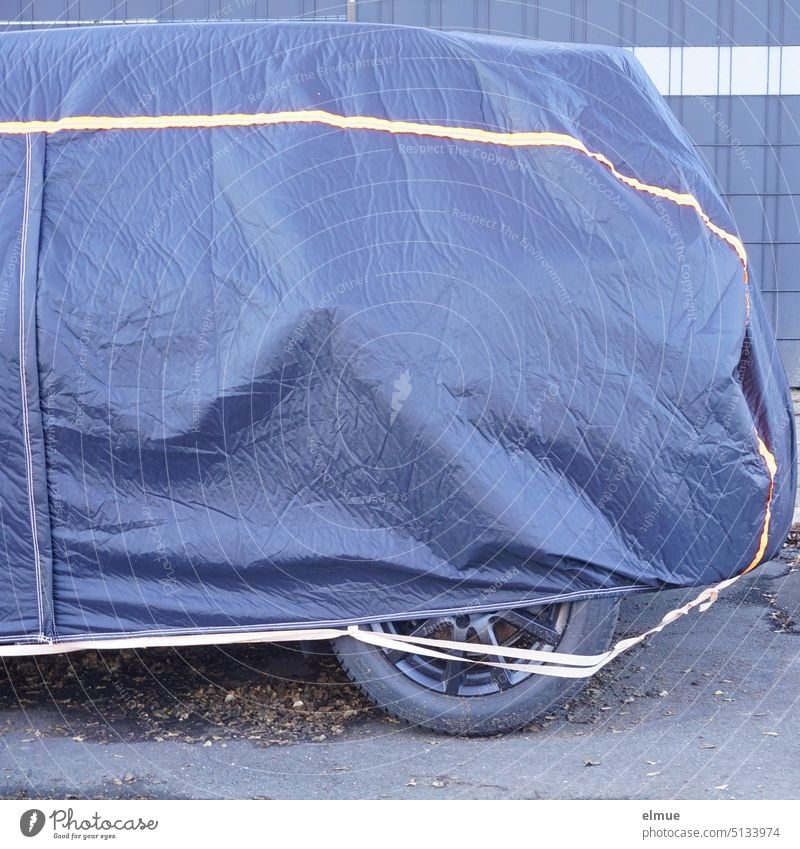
[333,597,620,735]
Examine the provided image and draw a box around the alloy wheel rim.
[368,603,570,697]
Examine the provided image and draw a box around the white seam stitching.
[18,133,45,641]
[0,578,735,669]
[43,584,644,641]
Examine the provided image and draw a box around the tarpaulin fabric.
[0,21,794,644]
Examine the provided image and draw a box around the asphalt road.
[1,551,798,800]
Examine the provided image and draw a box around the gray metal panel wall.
[356,0,800,47]
[2,0,799,381]
[2,0,348,21]
[670,94,800,383]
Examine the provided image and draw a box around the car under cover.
[0,21,794,644]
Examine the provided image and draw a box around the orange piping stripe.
[0,106,772,573]
[741,436,778,574]
[0,109,749,272]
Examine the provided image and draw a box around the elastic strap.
[0,576,739,676]
[340,575,738,678]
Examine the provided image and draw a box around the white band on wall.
[631,45,800,96]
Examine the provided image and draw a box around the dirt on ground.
[0,642,373,749]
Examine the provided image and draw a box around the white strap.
[0,575,739,678]
[341,576,737,678]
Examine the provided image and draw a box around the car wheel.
[333,597,620,735]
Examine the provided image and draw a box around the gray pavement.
[1,554,798,800]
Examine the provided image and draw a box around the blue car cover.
[0,22,794,644]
